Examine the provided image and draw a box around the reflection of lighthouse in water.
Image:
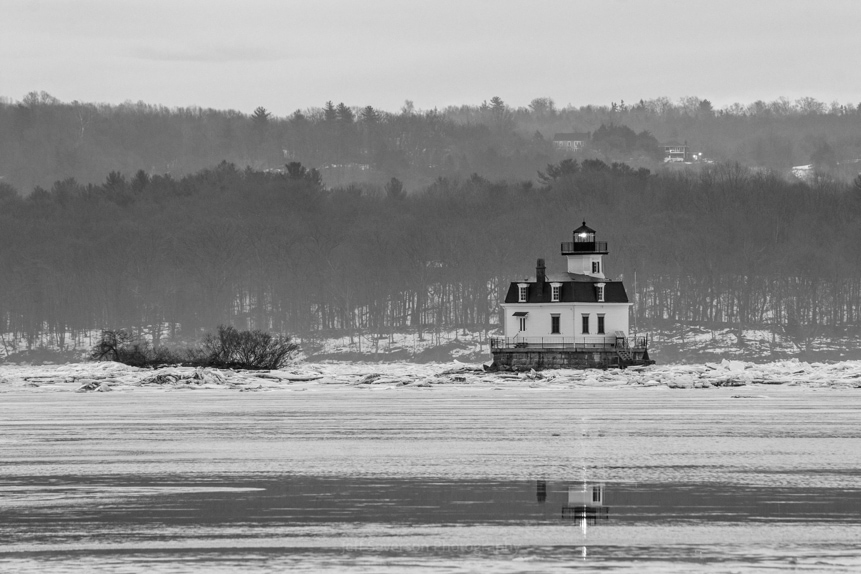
[562,484,609,525]
[536,480,547,503]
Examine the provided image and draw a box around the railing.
[560,241,608,254]
[490,336,648,351]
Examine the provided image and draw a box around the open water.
[1,386,860,572]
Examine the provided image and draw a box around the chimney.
[536,258,546,296]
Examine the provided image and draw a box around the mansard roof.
[504,278,629,304]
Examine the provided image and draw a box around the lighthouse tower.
[490,219,653,370]
[562,222,607,278]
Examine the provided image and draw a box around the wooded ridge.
[1,158,859,347]
[2,93,860,195]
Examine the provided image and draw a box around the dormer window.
[518,283,528,303]
[596,283,605,302]
[550,282,562,302]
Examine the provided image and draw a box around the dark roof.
[553,132,590,141]
[505,280,629,304]
[573,221,595,235]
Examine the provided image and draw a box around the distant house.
[553,132,590,152]
[791,164,815,183]
[663,141,689,162]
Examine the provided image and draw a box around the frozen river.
[1,369,861,572]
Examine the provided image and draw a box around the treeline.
[1,160,860,348]
[2,92,861,195]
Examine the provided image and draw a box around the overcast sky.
[2,0,859,116]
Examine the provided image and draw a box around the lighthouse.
[490,221,652,370]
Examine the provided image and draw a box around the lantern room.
[561,221,607,278]
[561,222,608,255]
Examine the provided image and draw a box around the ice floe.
[1,357,860,393]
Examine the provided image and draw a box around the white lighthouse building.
[490,222,651,370]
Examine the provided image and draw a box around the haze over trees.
[2,92,861,195]
[1,158,859,350]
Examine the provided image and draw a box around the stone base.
[490,348,653,371]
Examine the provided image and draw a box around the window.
[513,311,528,332]
[551,284,561,302]
[597,314,605,334]
[551,315,560,334]
[592,487,602,503]
[596,284,605,302]
[518,285,528,302]
[592,261,600,274]
[582,314,590,334]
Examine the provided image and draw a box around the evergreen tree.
[323,101,337,122]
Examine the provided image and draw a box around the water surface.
[1,387,860,572]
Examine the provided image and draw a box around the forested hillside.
[2,92,861,195]
[2,159,860,348]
